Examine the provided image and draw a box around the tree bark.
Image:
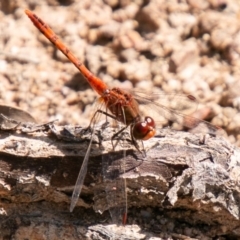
[0,123,239,239]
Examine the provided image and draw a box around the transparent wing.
[70,134,93,212]
[70,100,105,212]
[132,91,222,135]
[102,151,128,224]
[133,91,199,114]
[101,107,128,224]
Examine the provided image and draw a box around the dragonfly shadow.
[65,72,90,91]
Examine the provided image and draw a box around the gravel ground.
[1,0,240,146]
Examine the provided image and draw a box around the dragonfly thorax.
[132,116,156,140]
[103,88,141,126]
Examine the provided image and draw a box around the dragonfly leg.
[87,109,117,130]
[110,125,129,150]
[87,109,146,154]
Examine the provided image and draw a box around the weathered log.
[0,122,239,239]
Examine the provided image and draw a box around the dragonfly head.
[132,116,156,140]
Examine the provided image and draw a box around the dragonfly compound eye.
[132,116,156,140]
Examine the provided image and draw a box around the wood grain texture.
[0,123,239,239]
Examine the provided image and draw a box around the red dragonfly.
[25,9,221,224]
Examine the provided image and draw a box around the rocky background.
[1,0,240,144]
[1,0,240,239]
